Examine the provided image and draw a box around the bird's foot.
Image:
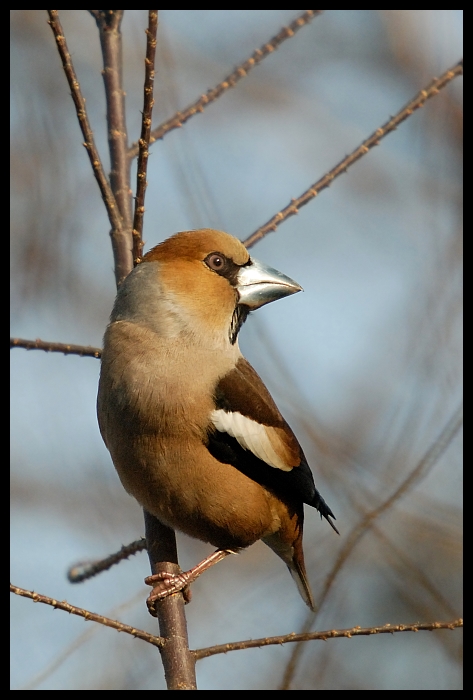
[145,571,192,615]
[145,549,238,615]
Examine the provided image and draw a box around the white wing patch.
[210,409,292,472]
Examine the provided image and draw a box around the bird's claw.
[145,571,192,615]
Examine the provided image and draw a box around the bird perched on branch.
[97,229,338,612]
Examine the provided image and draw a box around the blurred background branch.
[280,401,462,688]
[67,538,147,583]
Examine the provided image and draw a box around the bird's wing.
[211,357,300,471]
[208,358,338,532]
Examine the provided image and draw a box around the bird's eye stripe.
[204,252,245,287]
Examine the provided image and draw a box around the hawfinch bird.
[97,229,337,611]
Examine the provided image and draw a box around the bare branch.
[46,16,192,688]
[20,589,146,690]
[68,538,147,583]
[127,10,324,159]
[144,512,197,690]
[194,619,462,661]
[243,58,464,248]
[132,11,158,265]
[280,401,463,689]
[10,583,164,648]
[371,523,459,620]
[46,11,130,286]
[89,13,195,688]
[128,12,197,686]
[10,337,102,358]
[90,10,133,239]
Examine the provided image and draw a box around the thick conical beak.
[236,257,303,309]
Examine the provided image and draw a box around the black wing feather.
[210,357,338,533]
[206,429,338,532]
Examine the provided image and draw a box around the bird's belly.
[111,436,281,550]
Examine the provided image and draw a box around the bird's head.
[111,229,302,346]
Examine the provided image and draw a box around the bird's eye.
[205,253,226,271]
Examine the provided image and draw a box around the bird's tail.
[287,555,316,612]
[263,526,316,612]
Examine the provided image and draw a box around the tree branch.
[89,10,134,284]
[127,10,324,159]
[194,619,463,660]
[10,583,164,648]
[67,538,147,584]
[90,13,195,689]
[20,589,146,691]
[243,58,464,248]
[46,10,130,286]
[90,11,132,229]
[144,512,197,690]
[132,10,158,265]
[10,337,102,358]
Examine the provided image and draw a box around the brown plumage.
[97,229,337,611]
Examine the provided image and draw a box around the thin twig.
[132,10,158,265]
[10,583,164,648]
[20,589,146,690]
[127,10,324,159]
[280,401,463,689]
[194,619,462,660]
[243,58,464,248]
[68,538,147,583]
[46,11,130,286]
[10,337,102,358]
[371,523,459,620]
[90,11,133,240]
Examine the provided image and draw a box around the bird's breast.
[97,320,283,547]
